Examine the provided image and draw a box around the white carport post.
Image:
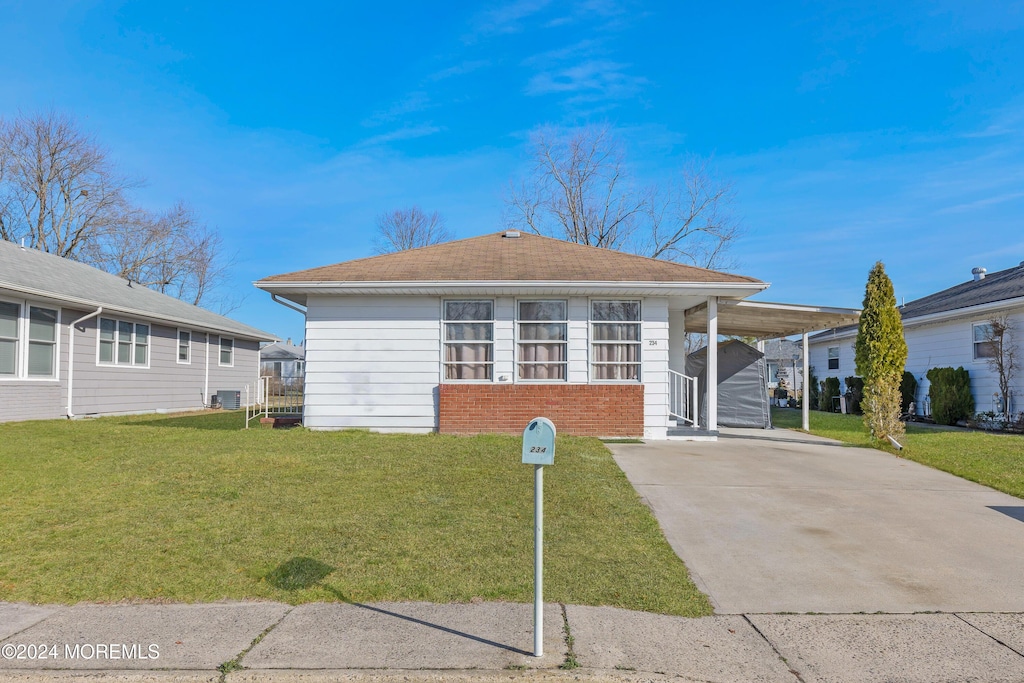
[802,332,810,431]
[707,297,718,432]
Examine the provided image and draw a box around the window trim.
[827,346,840,371]
[96,317,151,369]
[219,336,235,367]
[972,322,998,362]
[441,299,495,383]
[177,329,192,365]
[515,299,568,383]
[589,299,642,383]
[0,298,61,382]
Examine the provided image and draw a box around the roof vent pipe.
[971,267,987,281]
[502,230,521,238]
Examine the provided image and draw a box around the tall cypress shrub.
[854,262,908,443]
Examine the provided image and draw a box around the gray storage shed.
[687,340,771,429]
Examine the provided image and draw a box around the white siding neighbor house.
[0,239,275,422]
[810,263,1024,416]
[257,232,859,440]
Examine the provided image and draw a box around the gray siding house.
[0,240,275,422]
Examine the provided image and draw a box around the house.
[0,239,275,422]
[762,338,804,397]
[260,339,305,381]
[809,263,1024,416]
[255,231,859,439]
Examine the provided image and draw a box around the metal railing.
[669,369,699,429]
[245,374,304,428]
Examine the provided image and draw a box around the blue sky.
[2,0,1023,341]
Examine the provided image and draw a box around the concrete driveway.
[608,428,1024,614]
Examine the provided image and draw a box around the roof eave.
[255,279,768,297]
[0,282,276,341]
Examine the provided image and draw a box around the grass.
[0,411,711,616]
[772,408,1024,498]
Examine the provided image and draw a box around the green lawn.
[0,411,711,616]
[772,408,1024,498]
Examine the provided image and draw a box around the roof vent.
[971,267,987,281]
[502,230,521,238]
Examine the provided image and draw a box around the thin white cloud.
[469,0,553,38]
[524,59,646,100]
[361,91,432,127]
[356,124,444,147]
[426,60,492,82]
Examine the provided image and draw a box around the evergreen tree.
[854,262,908,443]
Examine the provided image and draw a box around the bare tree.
[0,111,232,309]
[505,125,742,269]
[373,206,452,253]
[0,111,132,257]
[85,202,232,307]
[982,316,1018,416]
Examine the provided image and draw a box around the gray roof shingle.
[0,239,273,340]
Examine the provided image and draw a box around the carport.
[669,299,860,436]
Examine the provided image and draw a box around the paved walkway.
[609,427,1024,614]
[3,601,1024,682]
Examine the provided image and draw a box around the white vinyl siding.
[641,297,669,439]
[304,296,443,433]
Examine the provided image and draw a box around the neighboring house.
[762,338,804,396]
[0,240,275,422]
[260,339,305,380]
[256,231,858,439]
[809,263,1024,416]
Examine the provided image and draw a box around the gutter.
[67,306,102,418]
[271,293,307,315]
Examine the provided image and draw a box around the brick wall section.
[438,383,644,437]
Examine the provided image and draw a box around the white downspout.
[204,333,210,407]
[67,307,103,418]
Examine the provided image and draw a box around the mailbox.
[522,417,556,466]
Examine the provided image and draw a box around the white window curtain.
[444,301,493,380]
[518,301,567,380]
[591,301,641,381]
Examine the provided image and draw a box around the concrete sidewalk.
[3,601,1024,682]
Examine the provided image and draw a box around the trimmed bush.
[844,376,865,414]
[807,367,820,411]
[926,367,974,426]
[820,377,841,412]
[900,371,918,414]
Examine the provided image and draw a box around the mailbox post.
[522,417,555,658]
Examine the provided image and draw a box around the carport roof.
[683,299,861,339]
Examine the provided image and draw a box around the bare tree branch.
[373,206,452,253]
[505,126,743,270]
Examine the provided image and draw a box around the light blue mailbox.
[522,417,556,465]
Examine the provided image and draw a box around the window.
[973,323,998,360]
[178,330,191,364]
[27,306,57,377]
[827,347,840,370]
[517,300,567,381]
[591,301,641,381]
[220,337,234,366]
[0,301,18,376]
[98,317,149,367]
[442,300,493,380]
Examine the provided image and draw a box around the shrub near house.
[927,367,975,426]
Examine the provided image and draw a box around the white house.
[256,231,859,439]
[0,239,275,422]
[809,263,1024,416]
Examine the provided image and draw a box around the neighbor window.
[98,317,149,367]
[220,337,234,366]
[591,301,641,381]
[27,306,58,377]
[973,323,998,360]
[178,330,191,363]
[517,300,567,381]
[443,300,493,380]
[827,346,840,370]
[0,301,19,376]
